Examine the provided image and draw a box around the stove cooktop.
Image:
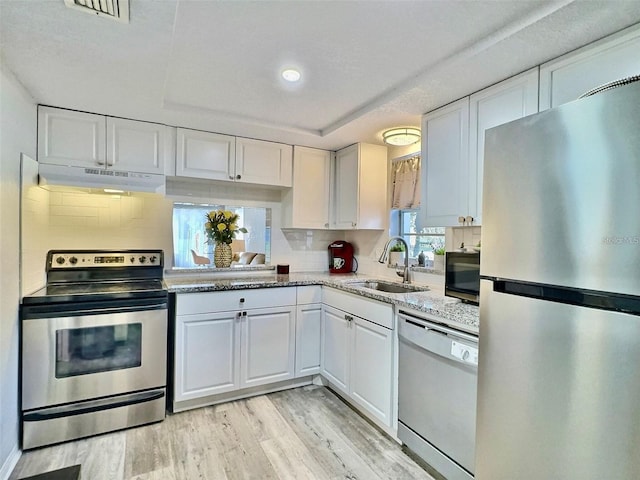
[22,280,167,306]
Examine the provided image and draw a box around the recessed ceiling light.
[282,69,301,82]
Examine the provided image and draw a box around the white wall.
[0,63,36,479]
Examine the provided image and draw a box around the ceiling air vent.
[64,0,129,24]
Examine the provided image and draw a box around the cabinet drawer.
[297,286,322,304]
[176,287,297,315]
[322,287,393,329]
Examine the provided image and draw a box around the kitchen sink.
[347,280,429,294]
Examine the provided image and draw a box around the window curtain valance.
[391,155,420,209]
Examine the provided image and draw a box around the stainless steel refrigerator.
[476,78,640,480]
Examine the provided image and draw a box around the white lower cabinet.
[174,287,298,410]
[241,306,296,388]
[321,288,394,429]
[350,315,393,423]
[175,311,241,402]
[320,305,350,391]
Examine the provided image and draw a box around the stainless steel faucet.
[378,236,410,284]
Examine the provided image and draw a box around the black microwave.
[445,251,480,305]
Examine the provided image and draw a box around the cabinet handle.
[229,175,234,180]
[239,298,245,303]
[344,314,353,322]
[324,223,329,228]
[236,174,241,180]
[352,222,357,228]
[242,311,247,316]
[96,161,105,166]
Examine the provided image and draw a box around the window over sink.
[392,209,445,263]
[172,203,271,268]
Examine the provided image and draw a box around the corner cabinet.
[321,287,394,431]
[173,287,297,411]
[332,143,388,230]
[295,286,323,376]
[421,69,538,226]
[38,106,174,175]
[281,146,332,229]
[539,24,640,111]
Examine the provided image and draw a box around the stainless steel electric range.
[20,250,168,449]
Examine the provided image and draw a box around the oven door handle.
[23,389,165,422]
[21,300,168,319]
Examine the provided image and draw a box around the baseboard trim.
[0,445,21,480]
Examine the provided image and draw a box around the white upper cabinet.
[38,107,106,168]
[468,68,539,224]
[422,69,539,227]
[282,146,332,229]
[107,117,174,175]
[175,128,235,181]
[421,97,470,227]
[38,106,173,175]
[175,130,293,187]
[332,143,387,230]
[235,137,293,187]
[540,25,640,110]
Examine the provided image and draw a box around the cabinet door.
[107,117,174,174]
[240,306,296,388]
[421,98,470,227]
[235,137,293,187]
[320,305,350,393]
[469,68,539,224]
[539,25,640,111]
[38,106,106,168]
[295,303,322,376]
[175,128,235,181]
[332,144,359,229]
[174,311,240,402]
[282,146,331,229]
[355,143,388,230]
[350,317,393,427]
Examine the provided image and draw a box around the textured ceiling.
[1,0,640,150]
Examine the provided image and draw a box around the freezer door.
[476,280,640,480]
[481,81,640,296]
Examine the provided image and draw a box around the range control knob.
[130,257,135,263]
[149,255,158,264]
[55,256,65,265]
[69,256,78,265]
[138,256,147,264]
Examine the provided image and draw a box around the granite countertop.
[165,272,479,334]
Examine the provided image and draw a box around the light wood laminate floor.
[11,386,435,480]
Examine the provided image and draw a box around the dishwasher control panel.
[451,341,479,366]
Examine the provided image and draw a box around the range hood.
[38,163,165,194]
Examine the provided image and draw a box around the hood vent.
[64,0,129,23]
[38,163,165,194]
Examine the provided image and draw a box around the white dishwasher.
[397,310,478,480]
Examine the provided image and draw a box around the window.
[172,203,271,268]
[395,210,445,262]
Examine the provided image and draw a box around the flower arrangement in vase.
[204,209,247,268]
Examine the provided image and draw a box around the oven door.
[22,302,167,410]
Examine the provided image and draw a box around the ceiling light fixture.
[383,127,421,146]
[281,69,301,82]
